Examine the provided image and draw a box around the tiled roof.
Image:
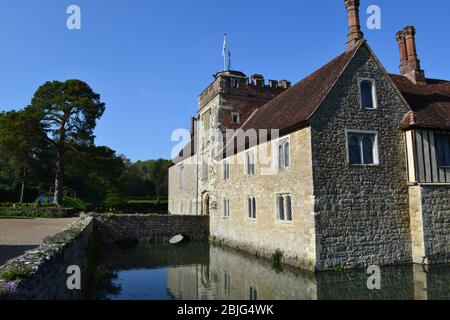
[239,44,359,133]
[390,74,450,131]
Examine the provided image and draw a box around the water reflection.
[87,242,450,300]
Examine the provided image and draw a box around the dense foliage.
[0,80,172,209]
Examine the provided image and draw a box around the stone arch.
[201,191,210,216]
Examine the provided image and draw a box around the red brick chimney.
[345,0,364,51]
[396,26,426,84]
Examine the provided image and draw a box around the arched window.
[278,144,284,169]
[360,80,376,109]
[277,194,293,222]
[276,140,290,170]
[284,142,290,168]
[347,131,378,165]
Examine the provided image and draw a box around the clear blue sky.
[0,0,449,161]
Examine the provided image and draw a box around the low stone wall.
[93,214,209,243]
[0,216,97,300]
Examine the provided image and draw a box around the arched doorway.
[201,192,210,216]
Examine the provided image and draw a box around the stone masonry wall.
[95,214,209,243]
[0,216,96,300]
[211,128,317,271]
[168,156,198,215]
[420,185,450,264]
[310,44,412,270]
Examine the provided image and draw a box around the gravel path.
[0,217,79,265]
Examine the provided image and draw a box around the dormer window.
[359,79,377,109]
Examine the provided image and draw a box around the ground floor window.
[277,194,293,222]
[223,198,230,218]
[247,196,256,219]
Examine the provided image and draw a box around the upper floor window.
[223,160,230,180]
[346,131,379,165]
[436,133,450,167]
[247,196,256,219]
[359,79,377,109]
[178,165,184,190]
[232,113,240,124]
[223,198,230,218]
[245,150,256,176]
[230,78,239,88]
[277,194,293,222]
[276,140,290,170]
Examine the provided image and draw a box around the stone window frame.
[275,193,293,224]
[246,196,257,220]
[244,148,257,176]
[273,136,291,171]
[178,164,184,191]
[222,159,231,181]
[224,271,232,294]
[231,112,241,124]
[223,197,230,219]
[345,129,380,166]
[358,77,378,110]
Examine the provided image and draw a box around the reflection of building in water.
[167,245,450,300]
[168,245,318,300]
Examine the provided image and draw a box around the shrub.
[0,209,68,218]
[272,249,284,268]
[63,197,86,211]
[0,267,31,282]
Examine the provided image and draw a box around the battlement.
[198,70,291,111]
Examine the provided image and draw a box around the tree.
[0,108,48,202]
[30,80,105,206]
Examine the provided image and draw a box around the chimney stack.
[345,0,364,51]
[396,26,425,84]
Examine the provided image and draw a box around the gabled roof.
[390,74,450,131]
[239,43,360,133]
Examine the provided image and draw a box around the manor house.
[169,0,450,271]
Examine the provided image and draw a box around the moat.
[86,242,450,300]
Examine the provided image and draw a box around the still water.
[86,242,450,300]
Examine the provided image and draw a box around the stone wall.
[211,128,317,271]
[420,185,450,264]
[310,44,412,270]
[94,214,209,243]
[168,156,198,215]
[0,216,96,300]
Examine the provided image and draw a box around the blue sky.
[0,0,449,161]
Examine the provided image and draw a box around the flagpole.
[223,33,227,71]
